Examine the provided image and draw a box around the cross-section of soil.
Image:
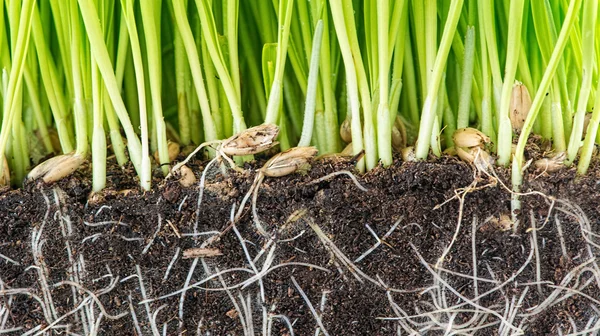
[1,154,599,335]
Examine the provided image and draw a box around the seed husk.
[178,165,196,187]
[340,143,354,156]
[509,81,531,131]
[480,213,513,232]
[154,141,180,163]
[391,116,407,151]
[534,152,566,173]
[28,152,85,183]
[261,146,318,177]
[453,128,490,149]
[221,124,279,156]
[443,147,457,156]
[340,119,352,143]
[401,146,416,162]
[583,113,592,136]
[456,146,494,171]
[0,157,9,186]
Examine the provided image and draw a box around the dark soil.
[1,152,600,335]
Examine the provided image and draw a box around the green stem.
[264,0,294,126]
[578,69,600,175]
[330,0,364,171]
[171,0,218,143]
[298,20,323,147]
[23,67,53,153]
[343,0,376,169]
[91,57,106,192]
[140,0,169,175]
[31,7,74,153]
[377,0,392,166]
[173,9,191,146]
[317,5,340,154]
[70,0,88,156]
[415,0,464,159]
[496,0,525,166]
[512,0,582,226]
[79,0,143,181]
[456,26,476,129]
[196,0,246,133]
[565,0,597,165]
[551,80,566,152]
[0,0,35,170]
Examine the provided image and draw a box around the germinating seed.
[534,152,566,173]
[0,157,9,186]
[453,128,490,149]
[510,82,532,131]
[153,141,181,163]
[341,143,354,156]
[220,124,280,156]
[456,146,494,171]
[340,119,352,143]
[261,146,318,177]
[178,165,196,187]
[391,116,407,151]
[27,153,85,183]
[401,146,416,162]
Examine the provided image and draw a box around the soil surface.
[1,151,600,335]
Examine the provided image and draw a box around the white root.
[308,218,422,293]
[54,187,88,334]
[305,170,368,192]
[128,294,143,336]
[213,266,247,334]
[355,218,402,263]
[555,215,569,261]
[0,253,19,266]
[163,247,181,281]
[135,265,159,336]
[52,281,127,320]
[269,314,294,336]
[31,200,58,323]
[529,211,543,295]
[194,157,218,238]
[231,223,268,334]
[290,276,331,336]
[178,257,199,332]
[142,213,163,254]
[140,268,254,303]
[314,290,330,336]
[409,243,523,333]
[83,220,130,227]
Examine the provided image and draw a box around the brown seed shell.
[401,146,416,162]
[0,157,9,186]
[340,119,352,143]
[28,153,85,183]
[510,82,531,131]
[456,146,494,171]
[178,165,197,187]
[221,124,280,156]
[534,152,566,173]
[340,143,354,156]
[392,116,407,151]
[261,146,318,177]
[154,141,181,163]
[28,153,74,181]
[453,128,490,149]
[41,154,85,183]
